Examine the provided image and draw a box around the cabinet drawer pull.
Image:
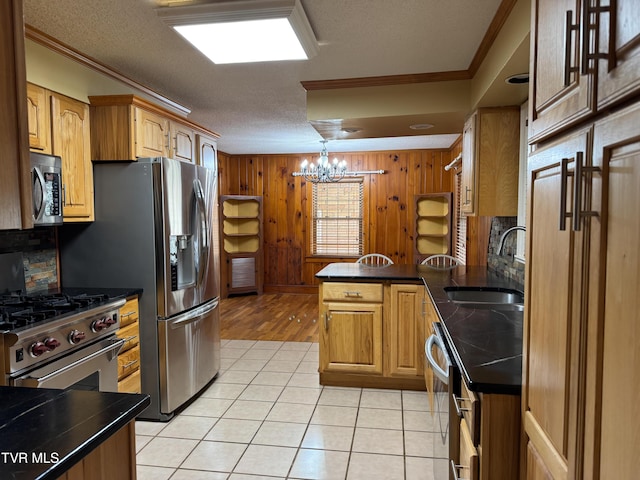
[453,394,471,418]
[343,291,362,297]
[122,359,138,369]
[450,460,467,480]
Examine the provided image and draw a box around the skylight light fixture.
[156,0,318,64]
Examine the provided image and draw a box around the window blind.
[311,180,364,256]
[454,171,467,265]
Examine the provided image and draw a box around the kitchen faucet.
[497,226,526,256]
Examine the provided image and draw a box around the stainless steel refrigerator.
[59,157,220,421]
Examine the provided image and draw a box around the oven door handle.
[18,338,124,386]
[425,334,450,384]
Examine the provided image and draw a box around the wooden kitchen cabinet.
[385,283,424,378]
[196,133,218,169]
[26,83,51,153]
[0,0,33,230]
[320,282,383,375]
[50,91,94,222]
[523,103,640,479]
[529,0,640,143]
[134,107,170,158]
[26,84,95,222]
[116,296,141,393]
[319,280,426,390]
[89,94,218,163]
[460,107,520,216]
[57,420,136,480]
[454,378,520,480]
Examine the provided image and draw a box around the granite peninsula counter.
[315,263,523,395]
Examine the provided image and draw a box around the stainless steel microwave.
[30,152,63,226]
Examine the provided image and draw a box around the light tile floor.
[136,340,448,480]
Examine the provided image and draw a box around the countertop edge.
[38,394,150,480]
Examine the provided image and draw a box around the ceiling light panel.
[157,0,318,64]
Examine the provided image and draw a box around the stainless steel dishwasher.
[425,321,460,480]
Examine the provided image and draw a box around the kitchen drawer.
[118,368,141,394]
[119,296,139,328]
[322,282,383,303]
[117,344,140,380]
[457,379,481,446]
[456,417,479,480]
[116,321,139,353]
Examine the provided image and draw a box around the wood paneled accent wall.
[218,149,455,293]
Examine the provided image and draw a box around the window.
[311,180,363,256]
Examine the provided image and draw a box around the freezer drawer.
[158,298,220,414]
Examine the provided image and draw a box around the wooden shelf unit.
[220,195,263,297]
[414,193,453,264]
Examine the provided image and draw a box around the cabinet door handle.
[581,3,613,75]
[564,10,580,86]
[559,157,572,231]
[572,151,600,231]
[323,312,331,330]
[464,186,471,205]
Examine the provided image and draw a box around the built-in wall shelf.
[220,195,263,296]
[414,193,453,263]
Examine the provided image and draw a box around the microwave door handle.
[32,168,45,221]
[426,334,450,384]
[193,179,209,287]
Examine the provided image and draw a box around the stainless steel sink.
[444,287,524,311]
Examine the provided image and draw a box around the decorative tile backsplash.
[487,216,525,287]
[0,229,58,292]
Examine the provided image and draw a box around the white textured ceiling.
[22,0,513,154]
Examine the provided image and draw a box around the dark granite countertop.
[316,263,523,395]
[0,387,149,480]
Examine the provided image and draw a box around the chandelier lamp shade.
[292,141,385,183]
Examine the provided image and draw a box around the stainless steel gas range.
[0,291,125,391]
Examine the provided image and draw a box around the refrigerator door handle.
[193,178,210,288]
[167,298,219,329]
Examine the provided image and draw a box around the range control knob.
[68,330,86,345]
[91,317,109,332]
[105,315,117,326]
[30,341,51,357]
[43,337,61,350]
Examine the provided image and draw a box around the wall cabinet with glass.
[220,195,263,297]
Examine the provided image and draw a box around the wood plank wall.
[218,148,456,293]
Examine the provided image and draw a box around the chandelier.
[292,140,385,183]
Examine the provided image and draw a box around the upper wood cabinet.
[26,84,94,222]
[134,107,169,158]
[0,0,32,231]
[529,0,640,142]
[196,133,218,169]
[26,83,51,154]
[460,107,520,217]
[50,91,94,222]
[89,95,218,163]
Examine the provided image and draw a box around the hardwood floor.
[219,293,319,342]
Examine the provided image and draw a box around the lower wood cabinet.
[453,378,521,480]
[57,420,136,480]
[319,280,425,390]
[116,296,141,393]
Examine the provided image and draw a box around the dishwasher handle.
[426,333,450,384]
